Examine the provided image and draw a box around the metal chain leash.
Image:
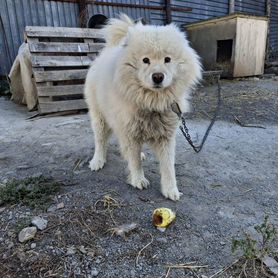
[172,76,222,153]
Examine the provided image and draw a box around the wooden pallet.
[25,26,105,114]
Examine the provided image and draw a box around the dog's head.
[107,16,202,111]
[121,22,201,92]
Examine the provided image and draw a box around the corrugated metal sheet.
[269,0,278,51]
[87,0,151,23]
[0,0,79,76]
[150,0,229,26]
[0,0,277,76]
[235,0,266,16]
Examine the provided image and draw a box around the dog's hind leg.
[89,109,111,171]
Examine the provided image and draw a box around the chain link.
[178,76,222,153]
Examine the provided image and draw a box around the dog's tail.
[103,14,134,47]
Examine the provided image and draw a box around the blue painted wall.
[0,0,277,76]
[0,0,79,76]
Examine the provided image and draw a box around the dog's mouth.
[153,84,163,89]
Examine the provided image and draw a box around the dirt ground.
[0,78,277,278]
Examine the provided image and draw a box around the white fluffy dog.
[84,15,201,201]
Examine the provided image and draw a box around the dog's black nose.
[152,73,164,84]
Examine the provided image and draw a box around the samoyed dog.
[84,15,201,201]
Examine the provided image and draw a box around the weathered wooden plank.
[39,99,87,113]
[25,26,104,39]
[28,42,104,53]
[37,84,84,97]
[34,69,88,82]
[31,55,94,67]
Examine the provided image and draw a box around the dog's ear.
[122,26,136,46]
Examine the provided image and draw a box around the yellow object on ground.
[152,208,176,228]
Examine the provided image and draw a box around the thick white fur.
[84,15,201,201]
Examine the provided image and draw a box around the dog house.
[185,14,268,77]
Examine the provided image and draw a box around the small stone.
[78,245,87,254]
[47,204,57,213]
[156,237,168,244]
[18,227,37,243]
[87,251,95,258]
[157,227,166,232]
[95,257,102,264]
[262,256,278,275]
[130,270,136,278]
[31,243,36,249]
[66,246,76,255]
[220,241,226,246]
[253,77,260,81]
[7,242,14,249]
[8,212,13,220]
[0,207,5,213]
[31,216,48,230]
[91,268,99,277]
[57,202,65,209]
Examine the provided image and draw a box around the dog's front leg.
[120,140,149,190]
[153,138,181,201]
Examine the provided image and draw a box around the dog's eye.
[164,57,171,63]
[143,57,150,64]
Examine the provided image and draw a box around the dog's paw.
[89,157,106,171]
[140,152,146,161]
[128,176,150,190]
[161,187,183,201]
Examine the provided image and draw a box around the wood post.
[265,0,271,61]
[229,0,235,14]
[78,0,88,28]
[165,0,172,24]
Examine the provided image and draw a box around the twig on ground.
[164,262,208,278]
[209,259,239,278]
[165,264,208,269]
[135,233,154,266]
[164,267,171,278]
[234,116,266,129]
[73,158,82,172]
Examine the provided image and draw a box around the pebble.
[262,256,278,275]
[87,251,95,258]
[18,227,37,243]
[31,243,36,249]
[91,268,99,277]
[67,246,76,255]
[78,245,87,254]
[95,257,102,264]
[47,204,57,213]
[0,207,6,213]
[31,216,48,230]
[130,269,136,278]
[7,242,14,249]
[8,212,13,220]
[156,237,168,244]
[57,202,65,209]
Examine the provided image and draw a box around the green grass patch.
[232,216,277,260]
[0,176,62,209]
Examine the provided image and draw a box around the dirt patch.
[0,79,277,277]
[189,78,278,124]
